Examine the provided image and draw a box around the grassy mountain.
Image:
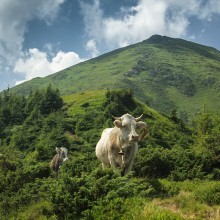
[10,35,220,119]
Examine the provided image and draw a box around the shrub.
[194,182,220,205]
[16,200,55,220]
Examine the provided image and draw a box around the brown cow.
[50,147,68,176]
[96,113,147,176]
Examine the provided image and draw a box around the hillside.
[10,35,220,119]
[1,87,220,219]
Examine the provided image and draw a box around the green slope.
[62,89,187,150]
[10,35,220,118]
[1,86,219,219]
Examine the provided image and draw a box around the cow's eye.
[122,125,128,129]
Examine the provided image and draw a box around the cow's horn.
[112,115,121,120]
[135,114,143,121]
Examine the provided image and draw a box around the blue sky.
[1,0,220,92]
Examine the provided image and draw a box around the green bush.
[0,87,220,218]
[194,181,220,205]
[16,200,56,220]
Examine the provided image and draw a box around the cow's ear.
[114,120,122,128]
[56,147,59,153]
[136,121,147,129]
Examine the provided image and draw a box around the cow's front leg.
[102,162,110,169]
[121,155,126,176]
[124,145,138,175]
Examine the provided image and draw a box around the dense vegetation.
[0,86,219,219]
[10,35,220,120]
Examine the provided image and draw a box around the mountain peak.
[145,34,174,44]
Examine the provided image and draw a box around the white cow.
[50,147,68,176]
[96,113,147,176]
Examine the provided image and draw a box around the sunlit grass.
[155,179,220,220]
[137,202,184,220]
[62,90,106,116]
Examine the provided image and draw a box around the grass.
[152,179,220,220]
[139,203,184,220]
[62,90,106,116]
[152,191,220,220]
[62,89,178,134]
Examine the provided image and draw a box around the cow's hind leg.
[109,155,120,170]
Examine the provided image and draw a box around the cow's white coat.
[96,114,147,176]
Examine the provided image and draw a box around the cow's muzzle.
[131,135,139,142]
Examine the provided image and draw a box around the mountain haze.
[10,35,220,119]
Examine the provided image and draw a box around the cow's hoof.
[121,169,125,176]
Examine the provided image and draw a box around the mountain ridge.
[8,35,220,119]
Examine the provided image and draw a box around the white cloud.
[80,0,220,51]
[0,0,69,90]
[197,0,220,21]
[14,48,84,85]
[86,39,99,58]
[102,0,168,47]
[0,0,87,90]
[79,0,103,42]
[189,35,196,40]
[0,0,65,65]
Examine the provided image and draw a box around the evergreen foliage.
[0,87,219,219]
